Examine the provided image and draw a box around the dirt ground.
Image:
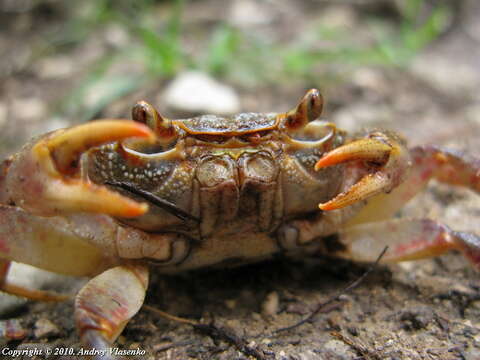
[0,1,479,359]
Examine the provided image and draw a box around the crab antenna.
[282,89,324,132]
[132,101,177,142]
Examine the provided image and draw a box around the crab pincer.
[313,134,480,270]
[315,132,411,211]
[4,120,155,218]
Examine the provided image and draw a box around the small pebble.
[251,312,262,321]
[163,71,240,115]
[33,318,60,339]
[261,291,280,317]
[11,98,46,121]
[224,299,237,310]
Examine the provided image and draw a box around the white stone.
[163,71,240,115]
[37,56,74,79]
[11,98,46,121]
[104,24,130,48]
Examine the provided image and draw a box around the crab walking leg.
[0,205,188,276]
[328,218,480,270]
[0,259,68,301]
[3,120,155,218]
[75,265,148,360]
[0,204,188,301]
[412,145,480,191]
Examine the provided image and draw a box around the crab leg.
[412,145,480,191]
[0,204,120,300]
[0,259,68,301]
[0,202,189,301]
[75,264,148,360]
[3,120,154,218]
[328,218,480,270]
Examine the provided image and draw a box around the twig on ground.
[273,246,388,334]
[331,331,382,360]
[144,305,272,360]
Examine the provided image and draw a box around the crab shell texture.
[87,90,342,271]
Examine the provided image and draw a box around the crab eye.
[282,89,324,132]
[132,101,177,143]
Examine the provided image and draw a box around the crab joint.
[282,89,324,132]
[132,101,177,142]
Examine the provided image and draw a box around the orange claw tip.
[315,152,344,171]
[318,172,390,211]
[44,181,150,218]
[88,195,149,218]
[122,121,156,140]
[121,202,149,218]
[89,120,156,142]
[318,201,338,211]
[314,147,360,170]
[126,121,156,140]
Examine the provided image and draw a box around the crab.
[0,89,479,358]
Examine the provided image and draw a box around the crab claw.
[314,138,391,171]
[6,120,155,218]
[46,120,155,175]
[316,133,411,211]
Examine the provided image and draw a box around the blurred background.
[1,1,480,359]
[1,0,479,158]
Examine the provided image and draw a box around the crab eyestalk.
[132,101,177,143]
[282,89,324,132]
